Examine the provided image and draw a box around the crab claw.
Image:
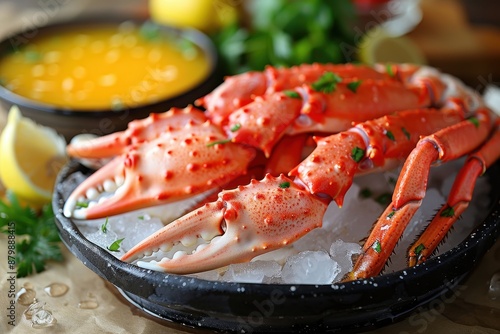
[63,120,255,220]
[121,174,329,274]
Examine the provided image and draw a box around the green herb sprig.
[0,192,63,277]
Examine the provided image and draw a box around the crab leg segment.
[198,63,393,125]
[227,79,433,156]
[67,106,207,159]
[64,118,255,220]
[121,174,329,274]
[291,107,465,207]
[409,119,500,266]
[348,108,494,280]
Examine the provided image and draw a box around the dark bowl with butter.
[0,18,220,141]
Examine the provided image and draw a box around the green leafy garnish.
[386,63,395,77]
[107,238,125,252]
[350,146,365,163]
[101,218,109,233]
[347,80,362,93]
[440,206,455,217]
[139,21,161,42]
[385,130,395,141]
[468,117,480,128]
[372,240,382,253]
[207,138,232,147]
[138,215,144,220]
[402,127,411,140]
[0,192,63,278]
[279,181,291,189]
[387,210,396,219]
[230,123,242,132]
[283,90,301,99]
[76,201,88,208]
[414,243,426,255]
[212,0,357,75]
[311,72,342,93]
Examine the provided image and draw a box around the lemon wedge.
[0,106,67,205]
[357,26,426,65]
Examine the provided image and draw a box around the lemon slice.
[357,26,426,65]
[0,106,67,205]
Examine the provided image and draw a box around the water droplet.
[23,282,34,290]
[44,283,69,297]
[23,301,44,320]
[31,309,57,328]
[78,300,99,309]
[488,272,500,300]
[16,288,36,305]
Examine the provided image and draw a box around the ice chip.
[282,251,340,284]
[329,240,362,282]
[221,261,282,283]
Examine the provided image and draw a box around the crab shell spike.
[67,106,207,159]
[121,174,329,274]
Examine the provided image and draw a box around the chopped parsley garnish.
[386,210,396,219]
[207,138,232,147]
[372,240,382,253]
[0,192,63,277]
[138,215,144,220]
[311,72,342,93]
[402,127,411,140]
[468,117,480,128]
[283,90,301,99]
[107,238,125,252]
[101,218,109,233]
[347,80,362,93]
[24,50,42,63]
[385,130,395,141]
[230,123,242,132]
[414,243,426,255]
[76,201,88,208]
[350,147,365,163]
[386,63,395,77]
[440,206,455,217]
[279,181,291,189]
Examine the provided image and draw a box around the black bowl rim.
[0,17,218,117]
[53,158,500,332]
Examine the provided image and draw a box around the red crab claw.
[121,174,329,274]
[67,106,207,159]
[63,120,255,220]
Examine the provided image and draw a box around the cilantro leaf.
[107,238,125,252]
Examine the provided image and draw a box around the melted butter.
[0,22,211,110]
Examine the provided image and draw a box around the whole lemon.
[149,0,239,33]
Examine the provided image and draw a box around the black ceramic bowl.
[53,159,500,333]
[0,18,220,141]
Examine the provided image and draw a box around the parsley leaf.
[350,146,365,163]
[107,238,125,252]
[101,218,109,233]
[0,192,63,278]
[347,80,362,93]
[311,72,342,93]
[279,181,291,188]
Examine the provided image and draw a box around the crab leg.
[197,63,395,125]
[121,174,329,274]
[121,106,467,273]
[348,108,494,280]
[408,119,500,266]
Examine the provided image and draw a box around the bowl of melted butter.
[0,18,219,140]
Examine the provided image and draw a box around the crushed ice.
[69,158,491,284]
